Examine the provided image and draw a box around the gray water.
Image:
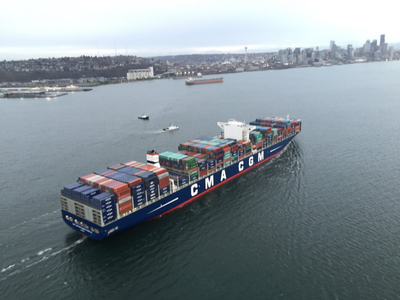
[1,62,400,299]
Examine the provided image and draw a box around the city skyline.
[2,0,400,60]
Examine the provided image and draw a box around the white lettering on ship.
[258,151,264,162]
[270,146,282,153]
[238,161,244,172]
[191,183,198,197]
[220,170,227,182]
[205,176,214,190]
[249,156,254,166]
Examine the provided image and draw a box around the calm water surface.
[1,62,400,299]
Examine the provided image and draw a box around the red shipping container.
[158,178,170,188]
[208,167,216,173]
[153,169,168,176]
[91,175,108,188]
[116,192,131,201]
[158,176,169,183]
[99,179,118,192]
[118,202,133,215]
[188,167,198,173]
[199,169,207,177]
[109,182,130,194]
[138,164,158,171]
[126,177,142,187]
[79,173,97,185]
[86,176,104,186]
[113,188,131,197]
[115,194,131,201]
[122,160,138,167]
[92,177,108,188]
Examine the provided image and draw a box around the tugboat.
[138,114,149,120]
[163,124,179,131]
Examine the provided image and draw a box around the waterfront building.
[127,67,154,81]
[389,47,395,60]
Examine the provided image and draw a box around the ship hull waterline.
[61,135,296,240]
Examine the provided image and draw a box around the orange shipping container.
[99,179,119,192]
[118,202,133,215]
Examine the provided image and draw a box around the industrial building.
[127,67,154,81]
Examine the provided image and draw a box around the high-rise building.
[329,41,337,59]
[330,41,335,51]
[314,46,320,58]
[371,40,378,53]
[306,48,313,58]
[380,34,385,45]
[364,40,371,54]
[381,43,388,55]
[347,45,354,59]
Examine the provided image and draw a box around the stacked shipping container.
[62,161,171,220]
[61,182,117,224]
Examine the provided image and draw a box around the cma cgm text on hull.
[60,117,302,240]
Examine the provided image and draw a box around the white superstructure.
[217,119,256,142]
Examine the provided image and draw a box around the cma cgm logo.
[190,171,227,197]
[190,152,265,197]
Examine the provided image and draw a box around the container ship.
[60,117,301,240]
[185,77,223,85]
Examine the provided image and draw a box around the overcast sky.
[1,0,399,60]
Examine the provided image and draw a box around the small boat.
[138,114,149,120]
[163,124,179,131]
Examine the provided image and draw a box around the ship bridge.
[217,119,256,142]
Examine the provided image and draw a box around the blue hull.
[61,135,296,240]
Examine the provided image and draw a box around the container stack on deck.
[61,183,117,224]
[249,131,263,150]
[79,172,133,215]
[178,137,242,172]
[61,160,172,220]
[158,152,197,184]
[250,117,301,138]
